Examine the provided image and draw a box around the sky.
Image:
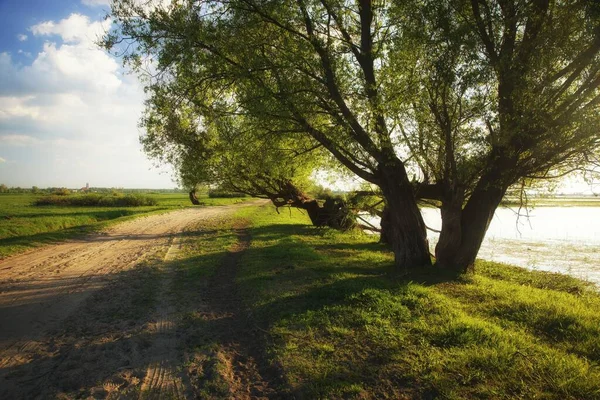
[0,0,177,189]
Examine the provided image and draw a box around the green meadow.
[0,192,246,258]
[175,204,600,399]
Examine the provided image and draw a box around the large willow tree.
[105,0,600,273]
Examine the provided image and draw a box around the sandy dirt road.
[0,201,266,399]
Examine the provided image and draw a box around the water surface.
[369,207,600,285]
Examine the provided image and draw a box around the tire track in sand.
[138,235,185,400]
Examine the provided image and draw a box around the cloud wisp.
[0,13,174,188]
[81,0,111,6]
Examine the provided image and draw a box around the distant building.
[80,183,90,192]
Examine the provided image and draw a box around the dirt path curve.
[0,201,264,398]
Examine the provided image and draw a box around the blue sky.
[0,0,176,188]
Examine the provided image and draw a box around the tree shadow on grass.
[226,224,472,399]
[238,224,464,323]
[243,223,321,240]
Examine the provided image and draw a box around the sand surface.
[0,201,273,399]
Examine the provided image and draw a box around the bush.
[34,194,158,207]
[52,188,71,196]
[307,184,334,200]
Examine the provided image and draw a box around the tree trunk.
[286,197,356,231]
[266,180,356,231]
[435,165,512,272]
[450,182,506,271]
[379,161,432,271]
[434,194,463,269]
[189,190,201,205]
[379,206,391,244]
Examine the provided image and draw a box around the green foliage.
[207,188,248,198]
[306,183,334,200]
[105,0,386,197]
[138,70,324,197]
[105,0,600,197]
[52,187,71,196]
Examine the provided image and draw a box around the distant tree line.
[0,185,184,194]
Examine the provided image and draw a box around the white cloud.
[0,14,175,188]
[17,50,32,57]
[31,13,111,45]
[2,25,121,96]
[0,134,42,147]
[17,34,28,41]
[0,96,40,120]
[19,15,121,95]
[82,0,111,5]
[33,42,121,92]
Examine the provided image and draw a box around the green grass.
[0,193,248,258]
[221,205,600,399]
[33,193,158,207]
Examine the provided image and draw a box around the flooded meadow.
[366,205,600,285]
[424,206,600,285]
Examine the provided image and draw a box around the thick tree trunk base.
[379,162,432,271]
[379,206,391,244]
[274,197,356,231]
[435,169,510,273]
[266,180,356,231]
[189,190,201,205]
[302,197,356,230]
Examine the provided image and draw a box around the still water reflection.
[365,207,600,285]
[423,207,600,285]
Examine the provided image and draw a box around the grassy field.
[176,204,600,399]
[0,192,247,259]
